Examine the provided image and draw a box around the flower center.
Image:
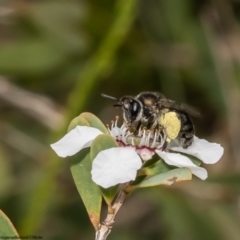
[107,116,167,151]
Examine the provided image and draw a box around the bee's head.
[101,93,143,123]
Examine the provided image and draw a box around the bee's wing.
[158,99,201,117]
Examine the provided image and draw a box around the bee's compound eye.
[133,102,138,112]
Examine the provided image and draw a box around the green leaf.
[184,154,202,166]
[128,175,147,190]
[90,134,119,206]
[129,168,192,189]
[70,148,102,230]
[68,112,109,134]
[0,210,19,236]
[80,112,109,134]
[170,151,202,166]
[68,115,90,132]
[139,160,173,176]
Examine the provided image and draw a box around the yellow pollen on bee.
[158,111,181,140]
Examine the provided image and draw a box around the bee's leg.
[145,115,157,129]
[178,113,194,148]
[178,134,193,148]
[128,121,142,135]
[161,141,168,151]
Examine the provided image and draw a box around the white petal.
[91,147,142,188]
[155,150,208,180]
[50,126,103,158]
[169,136,224,164]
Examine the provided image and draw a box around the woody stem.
[95,185,129,240]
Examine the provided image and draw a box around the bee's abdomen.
[178,113,194,148]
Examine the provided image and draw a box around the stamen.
[107,116,170,153]
[138,127,142,136]
[146,131,151,145]
[106,124,114,137]
[139,130,146,147]
[108,129,114,137]
[150,131,157,148]
[158,131,167,148]
[120,124,125,130]
[122,130,130,144]
[111,120,114,130]
[115,116,119,128]
[131,138,135,146]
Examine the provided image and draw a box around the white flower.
[107,120,223,180]
[51,125,142,188]
[51,120,224,188]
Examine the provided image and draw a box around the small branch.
[95,185,129,240]
[0,76,63,130]
[0,122,47,162]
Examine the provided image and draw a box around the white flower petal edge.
[155,150,208,180]
[50,126,103,158]
[170,136,224,164]
[91,147,142,188]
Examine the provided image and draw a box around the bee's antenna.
[101,93,118,101]
[101,93,123,107]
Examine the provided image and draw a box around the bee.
[101,92,200,148]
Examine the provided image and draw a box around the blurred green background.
[0,0,239,239]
